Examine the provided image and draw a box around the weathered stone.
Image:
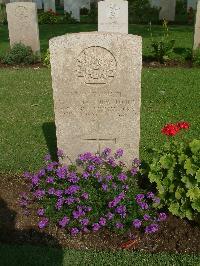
[6,2,40,53]
[194,0,200,49]
[159,0,176,21]
[98,0,128,34]
[49,32,142,166]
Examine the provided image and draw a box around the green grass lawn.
[0,244,200,266]
[0,24,194,59]
[1,67,200,174]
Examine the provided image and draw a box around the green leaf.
[168,202,180,216]
[189,139,200,154]
[181,175,196,189]
[186,187,200,201]
[195,169,200,183]
[191,200,200,212]
[184,158,198,175]
[159,154,175,169]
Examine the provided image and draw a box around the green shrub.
[42,49,50,68]
[0,3,7,25]
[146,122,200,222]
[1,43,39,65]
[38,10,59,24]
[150,20,175,63]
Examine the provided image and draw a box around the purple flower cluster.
[108,192,125,208]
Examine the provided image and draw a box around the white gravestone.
[194,0,200,49]
[159,0,176,21]
[49,32,142,166]
[44,0,55,12]
[98,0,128,34]
[6,2,40,53]
[64,0,90,21]
[187,0,198,10]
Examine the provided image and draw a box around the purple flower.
[38,169,45,177]
[102,183,108,191]
[99,217,106,226]
[133,158,141,166]
[48,187,55,195]
[87,165,95,172]
[71,227,79,236]
[105,175,113,181]
[153,197,161,204]
[37,208,45,216]
[46,177,54,184]
[85,206,92,212]
[56,166,67,179]
[68,172,79,183]
[19,199,28,207]
[131,167,138,176]
[46,162,57,172]
[31,175,40,186]
[34,189,45,199]
[65,197,75,205]
[145,223,159,234]
[107,212,114,220]
[55,198,64,210]
[19,192,29,200]
[118,173,127,182]
[44,154,51,161]
[38,218,49,229]
[143,214,151,221]
[146,192,155,199]
[80,218,89,226]
[54,189,63,197]
[115,205,126,215]
[108,192,125,208]
[65,185,80,195]
[135,194,145,202]
[114,148,124,158]
[81,192,89,200]
[57,149,64,158]
[139,202,149,210]
[82,227,89,233]
[23,172,31,179]
[82,172,90,180]
[107,157,116,167]
[132,219,142,229]
[91,156,103,165]
[78,152,92,162]
[102,147,111,157]
[115,222,124,229]
[158,212,167,222]
[92,223,101,232]
[58,216,69,228]
[73,208,85,219]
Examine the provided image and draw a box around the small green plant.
[38,10,58,24]
[0,3,7,25]
[147,122,200,222]
[42,49,50,68]
[193,48,200,66]
[1,43,39,65]
[150,20,175,63]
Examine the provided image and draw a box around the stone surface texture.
[98,0,128,34]
[159,0,176,21]
[49,32,142,166]
[194,0,200,49]
[6,2,40,53]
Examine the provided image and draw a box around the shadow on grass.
[42,122,57,161]
[0,197,63,266]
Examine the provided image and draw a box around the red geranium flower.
[161,123,180,136]
[177,121,190,130]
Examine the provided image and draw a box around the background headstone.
[98,0,128,34]
[44,0,55,12]
[194,0,200,49]
[150,0,160,8]
[49,32,142,166]
[187,0,198,10]
[159,0,176,21]
[6,2,40,53]
[64,0,80,21]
